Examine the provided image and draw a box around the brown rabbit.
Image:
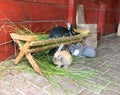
[53,44,72,69]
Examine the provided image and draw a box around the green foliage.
[33,50,96,82]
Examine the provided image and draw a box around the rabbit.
[49,25,70,39]
[49,22,78,39]
[67,43,84,56]
[48,25,70,56]
[67,43,96,57]
[49,22,78,56]
[53,44,72,69]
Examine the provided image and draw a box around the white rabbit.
[53,44,72,69]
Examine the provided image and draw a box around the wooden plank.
[76,24,97,49]
[76,5,85,25]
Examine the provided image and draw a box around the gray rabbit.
[67,43,96,57]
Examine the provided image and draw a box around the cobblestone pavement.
[0,34,120,95]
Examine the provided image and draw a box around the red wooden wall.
[0,0,69,32]
[0,0,119,61]
[0,0,69,61]
[76,0,119,37]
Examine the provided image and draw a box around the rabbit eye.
[57,55,61,58]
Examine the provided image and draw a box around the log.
[14,41,31,64]
[10,33,36,41]
[26,53,42,74]
[15,40,23,50]
[30,34,88,46]
[28,39,81,53]
[73,29,90,34]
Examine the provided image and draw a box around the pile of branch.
[11,31,89,53]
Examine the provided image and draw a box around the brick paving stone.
[70,62,89,69]
[4,78,29,90]
[87,61,103,69]
[107,82,120,93]
[86,63,108,76]
[78,89,100,95]
[110,42,120,49]
[76,79,105,94]
[59,78,83,94]
[106,70,120,78]
[0,79,17,95]
[112,47,120,53]
[87,77,109,87]
[1,73,29,91]
[104,61,120,67]
[43,85,67,95]
[44,77,84,95]
[101,90,120,95]
[10,91,25,95]
[102,55,120,63]
[104,65,120,73]
[1,70,18,81]
[114,53,120,60]
[25,76,50,89]
[96,52,106,58]
[100,70,120,84]
[20,73,50,89]
[71,58,94,68]
[19,84,48,95]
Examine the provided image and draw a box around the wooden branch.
[26,53,42,74]
[73,29,90,33]
[15,40,23,50]
[10,33,36,41]
[28,39,81,53]
[30,34,87,46]
[14,41,31,64]
[14,40,42,74]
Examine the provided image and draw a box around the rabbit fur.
[49,22,78,56]
[49,26,70,39]
[49,22,78,39]
[53,44,72,69]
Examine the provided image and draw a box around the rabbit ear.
[67,22,71,31]
[57,44,64,52]
[67,22,76,36]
